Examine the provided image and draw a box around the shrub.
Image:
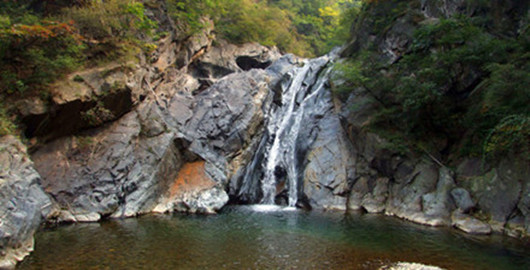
[0,104,16,136]
[336,6,529,161]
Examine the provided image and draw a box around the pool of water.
[19,206,530,269]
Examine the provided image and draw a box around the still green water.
[19,205,530,269]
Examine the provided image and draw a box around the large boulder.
[303,113,356,210]
[385,161,440,225]
[461,166,522,232]
[153,161,228,214]
[0,136,51,269]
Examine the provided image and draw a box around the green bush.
[166,0,361,57]
[336,7,530,161]
[59,0,156,61]
[0,104,16,136]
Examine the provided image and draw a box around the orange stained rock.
[169,161,215,197]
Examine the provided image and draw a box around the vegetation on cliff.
[335,0,530,163]
[0,0,356,136]
[166,0,359,56]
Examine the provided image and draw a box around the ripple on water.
[18,206,530,270]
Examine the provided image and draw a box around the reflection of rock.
[0,136,52,269]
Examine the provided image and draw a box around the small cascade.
[242,51,337,207]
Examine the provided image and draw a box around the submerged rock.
[380,262,444,270]
[0,136,51,269]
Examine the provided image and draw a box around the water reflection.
[19,207,530,270]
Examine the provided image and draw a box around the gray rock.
[385,161,439,224]
[31,44,281,221]
[504,215,527,238]
[420,167,455,225]
[303,112,356,210]
[450,188,475,213]
[189,40,281,85]
[0,136,52,269]
[462,167,521,232]
[22,63,136,141]
[451,211,492,235]
[348,176,370,211]
[456,158,488,179]
[361,177,390,213]
[380,262,444,270]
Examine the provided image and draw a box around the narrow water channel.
[19,206,530,269]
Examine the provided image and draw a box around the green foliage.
[337,8,530,162]
[0,5,85,95]
[483,115,530,161]
[81,102,115,127]
[59,0,157,61]
[0,104,16,136]
[166,0,361,56]
[0,0,156,99]
[166,0,217,38]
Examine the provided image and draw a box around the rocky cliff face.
[29,28,283,221]
[0,136,51,269]
[337,0,530,237]
[1,5,284,266]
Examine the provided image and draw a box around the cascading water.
[244,51,338,207]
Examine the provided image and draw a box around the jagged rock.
[182,68,277,194]
[303,112,356,210]
[0,136,52,269]
[188,40,281,89]
[462,167,521,232]
[451,211,491,235]
[31,107,182,219]
[348,176,370,211]
[456,158,488,179]
[420,167,455,226]
[504,215,527,238]
[153,161,228,214]
[175,18,215,69]
[385,161,439,224]
[450,188,475,213]
[31,50,282,221]
[22,63,136,141]
[361,177,390,213]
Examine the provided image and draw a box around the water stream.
[248,53,335,206]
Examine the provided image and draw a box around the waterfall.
[246,52,336,207]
